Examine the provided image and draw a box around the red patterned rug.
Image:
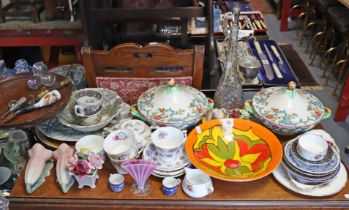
[249,0,275,14]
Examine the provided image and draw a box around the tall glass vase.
[214,6,243,110]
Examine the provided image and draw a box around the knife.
[271,45,284,67]
[254,41,274,80]
[264,44,283,79]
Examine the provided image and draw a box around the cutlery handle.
[254,41,262,54]
[271,45,280,58]
[272,63,283,78]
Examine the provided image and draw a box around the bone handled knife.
[271,45,284,66]
[264,44,283,79]
[254,41,274,80]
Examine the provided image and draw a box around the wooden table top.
[9,126,349,210]
[339,0,349,9]
[0,73,72,129]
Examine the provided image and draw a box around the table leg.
[280,0,291,32]
[48,46,60,68]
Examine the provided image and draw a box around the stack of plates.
[273,130,346,196]
[142,143,190,178]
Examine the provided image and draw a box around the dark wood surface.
[9,125,349,210]
[0,73,72,129]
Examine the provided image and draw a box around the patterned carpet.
[249,0,275,14]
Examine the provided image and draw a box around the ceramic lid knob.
[287,81,296,90]
[168,78,176,87]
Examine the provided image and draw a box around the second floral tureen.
[245,82,331,135]
[135,79,213,129]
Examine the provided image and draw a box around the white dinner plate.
[273,162,347,197]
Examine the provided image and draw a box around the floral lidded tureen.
[134,79,213,129]
[245,82,331,135]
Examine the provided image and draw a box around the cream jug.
[182,168,214,198]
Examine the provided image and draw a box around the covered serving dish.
[133,79,213,129]
[245,82,331,135]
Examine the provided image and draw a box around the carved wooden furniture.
[81,42,204,104]
[79,0,218,88]
[0,20,82,67]
[0,0,43,23]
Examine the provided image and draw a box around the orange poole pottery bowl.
[185,118,283,182]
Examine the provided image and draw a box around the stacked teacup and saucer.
[276,132,346,196]
[142,127,191,178]
[73,89,103,126]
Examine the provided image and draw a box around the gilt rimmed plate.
[142,142,190,172]
[273,162,347,197]
[185,118,283,182]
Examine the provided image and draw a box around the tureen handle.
[285,81,297,98]
[322,107,331,120]
[130,105,148,123]
[244,100,254,114]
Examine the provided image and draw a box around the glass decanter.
[214,6,243,110]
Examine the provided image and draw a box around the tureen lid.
[252,82,325,126]
[137,79,209,124]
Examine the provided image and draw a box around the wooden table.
[9,126,349,210]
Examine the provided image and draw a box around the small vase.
[73,171,98,189]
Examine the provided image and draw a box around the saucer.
[143,142,190,172]
[58,88,131,132]
[284,138,340,175]
[120,119,151,153]
[273,162,347,197]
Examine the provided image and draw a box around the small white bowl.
[75,135,105,156]
[297,134,328,161]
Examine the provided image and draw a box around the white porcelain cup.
[73,89,103,117]
[75,135,105,158]
[297,134,328,161]
[104,130,138,161]
[151,127,187,163]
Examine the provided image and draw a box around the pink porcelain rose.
[88,153,104,170]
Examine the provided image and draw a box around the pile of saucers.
[142,143,190,178]
[142,127,190,178]
[281,132,341,189]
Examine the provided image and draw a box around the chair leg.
[309,31,325,64]
[332,59,348,96]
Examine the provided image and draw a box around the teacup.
[297,134,328,161]
[151,127,187,163]
[76,106,102,126]
[109,173,124,192]
[73,89,103,117]
[75,135,105,158]
[109,149,139,174]
[104,130,138,161]
[162,177,181,196]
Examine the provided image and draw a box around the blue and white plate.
[284,138,340,175]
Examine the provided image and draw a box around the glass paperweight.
[27,76,41,90]
[40,72,56,87]
[121,159,157,196]
[32,61,48,77]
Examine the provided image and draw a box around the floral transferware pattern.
[253,87,325,127]
[137,84,209,125]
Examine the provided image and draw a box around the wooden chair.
[81,42,204,104]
